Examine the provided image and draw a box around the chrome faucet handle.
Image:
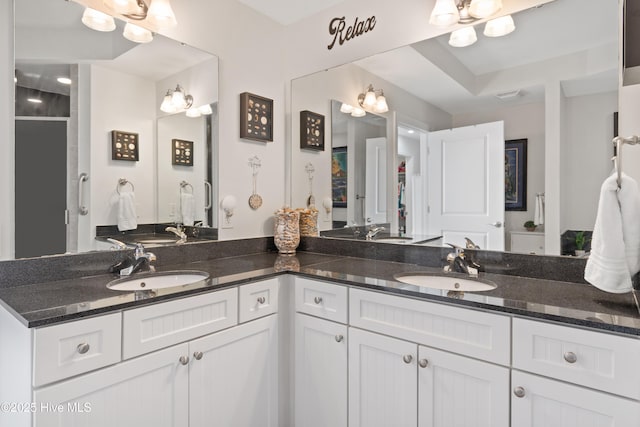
[464,237,480,249]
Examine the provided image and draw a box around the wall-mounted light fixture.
[160,85,194,113]
[81,0,177,44]
[358,84,389,113]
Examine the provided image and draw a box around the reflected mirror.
[14,0,219,259]
[290,0,618,255]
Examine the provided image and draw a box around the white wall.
[89,65,157,235]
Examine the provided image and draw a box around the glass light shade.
[429,0,459,27]
[123,23,153,43]
[105,0,140,15]
[351,107,366,118]
[57,77,72,85]
[374,94,389,113]
[146,0,178,28]
[198,104,213,115]
[185,107,201,118]
[483,15,515,37]
[468,0,502,19]
[449,26,477,47]
[160,91,177,113]
[171,86,187,109]
[340,103,354,114]
[81,8,116,32]
[363,89,377,108]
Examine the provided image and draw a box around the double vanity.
[0,239,639,426]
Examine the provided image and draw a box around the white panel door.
[349,327,417,427]
[365,137,387,224]
[418,346,509,427]
[511,371,640,427]
[189,315,278,427]
[34,343,189,427]
[427,122,504,250]
[294,314,347,427]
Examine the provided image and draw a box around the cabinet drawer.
[33,313,121,387]
[239,278,279,323]
[122,288,238,359]
[294,277,348,323]
[350,288,510,365]
[513,317,640,399]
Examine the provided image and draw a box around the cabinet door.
[189,315,278,427]
[418,346,509,427]
[294,314,347,427]
[349,327,417,427]
[511,371,640,427]
[34,343,189,427]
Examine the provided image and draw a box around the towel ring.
[613,135,640,189]
[180,180,194,194]
[117,178,135,194]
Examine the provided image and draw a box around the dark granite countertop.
[0,251,639,336]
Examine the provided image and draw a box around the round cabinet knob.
[179,356,190,365]
[418,359,429,368]
[335,334,344,343]
[314,296,323,304]
[402,354,413,364]
[193,351,204,360]
[76,343,90,355]
[513,386,526,398]
[257,296,266,304]
[563,351,577,364]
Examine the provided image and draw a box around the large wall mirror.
[13,0,219,259]
[290,0,617,255]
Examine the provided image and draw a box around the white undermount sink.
[107,270,210,291]
[393,272,497,292]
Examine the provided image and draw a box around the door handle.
[489,221,503,228]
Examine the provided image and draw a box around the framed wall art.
[111,130,139,161]
[240,92,273,142]
[505,139,527,211]
[331,147,347,208]
[300,110,325,150]
[172,139,194,166]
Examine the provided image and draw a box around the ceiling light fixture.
[103,0,177,28]
[449,26,477,47]
[357,84,389,113]
[430,0,502,27]
[160,85,194,113]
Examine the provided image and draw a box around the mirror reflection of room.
[13,0,219,258]
[291,0,617,256]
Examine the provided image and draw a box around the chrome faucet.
[444,244,479,278]
[116,243,156,276]
[464,237,480,249]
[106,237,134,250]
[166,225,187,243]
[365,225,386,240]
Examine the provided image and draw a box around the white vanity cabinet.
[294,277,348,427]
[1,278,281,427]
[348,288,510,427]
[511,317,640,426]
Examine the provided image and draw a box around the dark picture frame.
[240,92,273,142]
[111,130,139,161]
[300,110,325,150]
[331,147,347,208]
[172,139,194,166]
[505,139,527,211]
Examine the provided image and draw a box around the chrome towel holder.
[180,180,194,194]
[117,178,135,194]
[613,135,640,189]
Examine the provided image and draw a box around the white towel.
[181,193,195,226]
[117,192,137,231]
[534,193,544,226]
[585,173,640,293]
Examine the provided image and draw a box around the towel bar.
[78,173,89,215]
[180,180,194,194]
[612,135,640,189]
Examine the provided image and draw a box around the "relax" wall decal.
[327,15,377,50]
